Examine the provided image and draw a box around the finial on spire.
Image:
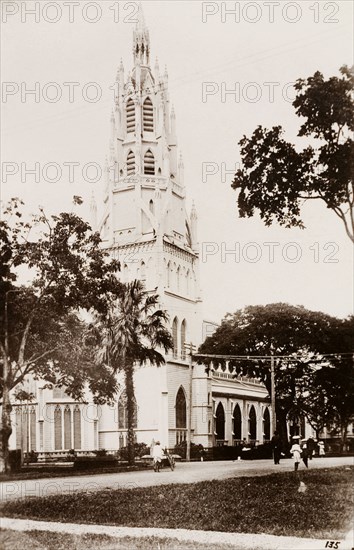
[136,2,145,30]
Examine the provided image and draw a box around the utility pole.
[270,353,276,434]
[185,342,196,462]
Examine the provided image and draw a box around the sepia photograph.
[0,1,353,549]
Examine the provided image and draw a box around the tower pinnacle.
[133,3,150,66]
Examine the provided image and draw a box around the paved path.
[1,517,353,550]
[0,456,352,502]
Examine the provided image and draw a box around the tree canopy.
[0,198,122,471]
[199,304,354,446]
[232,66,354,242]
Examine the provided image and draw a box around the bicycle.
[165,449,175,471]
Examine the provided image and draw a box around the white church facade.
[8,7,273,458]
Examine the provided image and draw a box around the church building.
[9,6,272,458]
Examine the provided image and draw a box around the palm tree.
[97,280,173,464]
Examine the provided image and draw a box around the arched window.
[176,387,186,429]
[54,405,62,450]
[144,149,155,175]
[64,406,71,449]
[143,97,154,132]
[249,405,257,441]
[73,406,81,449]
[172,317,178,358]
[233,403,242,440]
[263,407,270,441]
[180,319,186,360]
[123,264,129,283]
[127,150,135,176]
[126,98,135,133]
[215,403,225,441]
[186,269,190,295]
[166,261,170,288]
[117,391,137,430]
[30,408,36,451]
[149,199,154,215]
[140,261,146,282]
[176,266,180,292]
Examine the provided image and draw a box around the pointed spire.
[178,152,184,186]
[136,2,145,30]
[154,57,160,78]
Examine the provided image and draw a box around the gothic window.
[140,261,146,282]
[123,264,129,283]
[263,407,270,441]
[166,261,171,288]
[180,319,186,360]
[186,269,190,295]
[149,199,154,215]
[117,391,137,430]
[127,150,135,176]
[233,403,242,440]
[172,317,178,358]
[143,97,154,132]
[144,149,155,175]
[126,98,135,133]
[30,408,36,451]
[176,266,180,292]
[54,405,62,450]
[176,387,186,429]
[64,406,72,449]
[73,406,81,449]
[215,403,225,440]
[249,405,257,441]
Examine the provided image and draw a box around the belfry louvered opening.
[144,149,155,175]
[143,97,154,132]
[126,98,135,133]
[127,150,135,175]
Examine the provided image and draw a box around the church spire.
[133,3,150,66]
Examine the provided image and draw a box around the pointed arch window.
[73,406,81,449]
[118,391,137,430]
[166,261,171,288]
[249,405,257,441]
[144,150,155,175]
[64,406,72,449]
[176,387,186,429]
[140,261,146,283]
[233,403,242,440]
[172,317,178,358]
[215,403,225,441]
[54,405,62,450]
[143,97,154,132]
[126,98,135,133]
[127,150,135,176]
[263,407,270,441]
[149,199,155,215]
[180,319,186,360]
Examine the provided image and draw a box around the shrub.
[119,442,149,461]
[9,449,22,471]
[173,441,205,460]
[73,456,118,471]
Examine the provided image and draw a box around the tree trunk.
[340,420,349,454]
[125,362,135,465]
[0,359,12,473]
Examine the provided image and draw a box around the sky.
[1,0,353,323]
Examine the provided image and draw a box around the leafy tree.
[0,199,122,472]
[232,66,354,242]
[199,304,351,448]
[93,280,173,465]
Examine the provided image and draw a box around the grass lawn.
[1,467,352,539]
[0,530,241,550]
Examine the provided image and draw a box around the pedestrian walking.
[290,436,302,471]
[301,441,309,468]
[318,441,325,457]
[307,437,316,460]
[271,430,282,464]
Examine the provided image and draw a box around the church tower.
[98,4,205,449]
